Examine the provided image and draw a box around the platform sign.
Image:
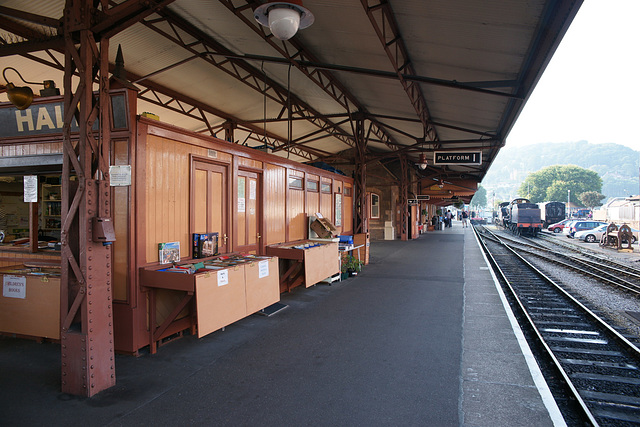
[416,195,430,200]
[434,151,482,165]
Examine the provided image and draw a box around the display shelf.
[266,240,339,292]
[140,254,279,353]
[41,184,62,234]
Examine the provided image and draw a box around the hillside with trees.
[481,141,639,206]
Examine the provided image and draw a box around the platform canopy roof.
[0,0,581,189]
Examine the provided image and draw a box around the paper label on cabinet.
[3,275,26,299]
[217,269,229,286]
[258,259,269,278]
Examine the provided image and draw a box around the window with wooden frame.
[307,179,319,192]
[370,193,380,219]
[288,175,304,190]
[344,185,352,197]
[321,181,332,193]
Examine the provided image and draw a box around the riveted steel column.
[60,0,115,397]
[399,156,409,241]
[353,117,367,234]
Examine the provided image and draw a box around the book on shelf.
[192,232,219,259]
[158,241,180,264]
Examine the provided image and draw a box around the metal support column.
[353,117,367,234]
[399,155,409,241]
[60,0,115,397]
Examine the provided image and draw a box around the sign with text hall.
[433,151,482,165]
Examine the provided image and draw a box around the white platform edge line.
[472,228,567,427]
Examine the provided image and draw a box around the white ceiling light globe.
[268,7,300,40]
[254,2,314,41]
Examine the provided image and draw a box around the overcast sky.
[506,1,639,151]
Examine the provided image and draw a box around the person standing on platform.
[461,210,468,228]
[446,210,453,228]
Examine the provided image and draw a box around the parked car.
[575,224,639,243]
[561,220,580,236]
[564,220,608,238]
[547,219,572,233]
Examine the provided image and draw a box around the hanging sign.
[433,152,482,165]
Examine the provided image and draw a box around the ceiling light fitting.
[2,67,59,110]
[254,1,314,41]
[418,153,428,170]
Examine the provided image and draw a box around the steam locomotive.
[504,198,542,236]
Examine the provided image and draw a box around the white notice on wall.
[238,197,246,213]
[258,259,269,278]
[109,165,132,186]
[23,175,38,202]
[3,275,26,299]
[249,180,256,200]
[217,269,229,286]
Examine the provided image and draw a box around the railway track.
[478,226,640,297]
[475,226,640,425]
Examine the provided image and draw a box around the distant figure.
[446,210,453,228]
[461,210,469,228]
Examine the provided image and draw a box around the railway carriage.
[537,201,566,227]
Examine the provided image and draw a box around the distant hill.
[481,141,639,203]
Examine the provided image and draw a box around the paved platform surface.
[0,223,563,426]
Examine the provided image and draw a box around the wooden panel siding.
[145,135,195,263]
[264,164,286,245]
[112,138,130,302]
[288,184,306,241]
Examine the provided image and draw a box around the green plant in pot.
[342,254,363,277]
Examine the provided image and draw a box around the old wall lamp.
[418,153,428,169]
[2,67,60,110]
[254,1,314,41]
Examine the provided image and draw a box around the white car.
[575,224,638,244]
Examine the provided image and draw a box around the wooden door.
[191,161,229,254]
[235,170,262,254]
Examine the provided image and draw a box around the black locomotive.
[505,198,542,236]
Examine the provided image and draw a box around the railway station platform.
[1,222,564,426]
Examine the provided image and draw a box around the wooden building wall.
[0,94,353,354]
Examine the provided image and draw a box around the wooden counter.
[140,255,279,353]
[0,266,61,339]
[266,240,339,292]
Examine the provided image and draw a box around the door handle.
[256,233,261,240]
[223,234,228,244]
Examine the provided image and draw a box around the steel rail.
[475,226,598,425]
[476,225,640,425]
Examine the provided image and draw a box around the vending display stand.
[266,240,339,292]
[140,254,279,354]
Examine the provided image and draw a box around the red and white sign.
[3,275,26,299]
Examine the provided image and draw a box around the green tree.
[579,191,605,209]
[471,185,487,208]
[517,165,603,205]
